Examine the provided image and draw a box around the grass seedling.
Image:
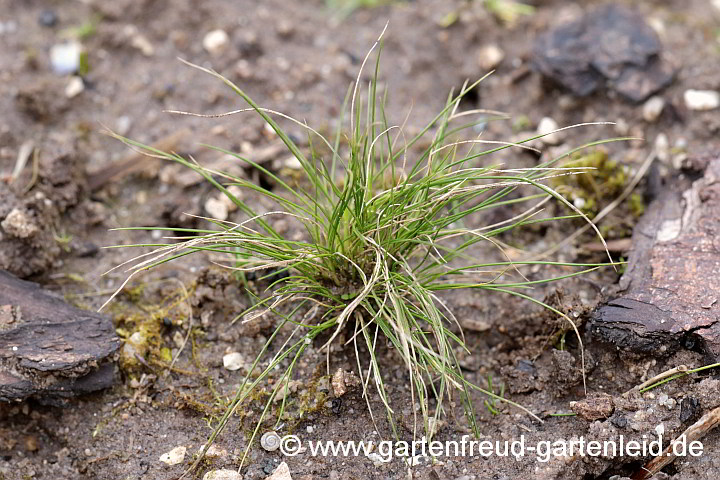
[103,27,623,473]
[483,374,505,415]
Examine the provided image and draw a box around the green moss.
[512,114,531,132]
[160,347,173,362]
[629,192,645,217]
[109,282,195,374]
[551,149,627,218]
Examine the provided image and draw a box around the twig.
[10,140,34,183]
[632,406,720,479]
[623,365,689,397]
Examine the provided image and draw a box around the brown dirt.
[1,1,720,479]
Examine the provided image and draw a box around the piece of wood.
[0,270,121,402]
[631,405,720,479]
[591,153,720,358]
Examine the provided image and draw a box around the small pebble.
[65,76,84,98]
[0,20,18,35]
[116,116,132,136]
[276,20,294,38]
[331,368,347,397]
[204,196,229,221]
[654,133,670,163]
[684,89,720,111]
[124,24,154,56]
[222,352,244,371]
[203,29,229,56]
[50,41,82,75]
[159,446,186,465]
[199,444,228,459]
[203,469,241,480]
[367,452,386,466]
[266,462,292,480]
[477,44,505,71]
[614,118,630,136]
[642,96,665,122]
[1,208,38,238]
[39,10,58,27]
[537,117,563,145]
[282,156,302,170]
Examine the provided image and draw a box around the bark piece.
[591,153,720,358]
[0,270,121,402]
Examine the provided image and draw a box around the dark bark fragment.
[0,270,121,402]
[591,153,720,358]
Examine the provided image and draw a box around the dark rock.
[38,10,58,27]
[532,4,674,102]
[0,270,121,402]
[591,152,720,358]
[680,397,701,424]
[516,358,536,374]
[610,412,628,429]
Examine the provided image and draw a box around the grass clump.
[103,28,620,472]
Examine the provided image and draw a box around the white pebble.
[65,76,84,98]
[203,444,227,458]
[642,96,665,122]
[684,89,720,111]
[282,156,303,170]
[477,44,505,71]
[50,41,83,75]
[266,461,293,480]
[222,352,244,371]
[203,469,241,480]
[159,446,186,465]
[654,133,670,163]
[116,116,132,136]
[203,29,229,56]
[537,117,563,145]
[366,452,386,466]
[204,196,229,221]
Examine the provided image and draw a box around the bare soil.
[1,1,720,479]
